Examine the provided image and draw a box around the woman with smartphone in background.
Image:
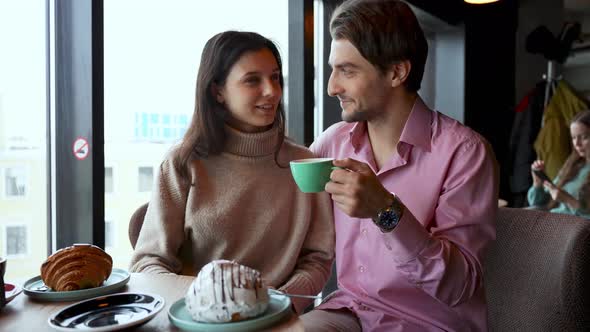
[528,110,590,218]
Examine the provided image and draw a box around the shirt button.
[361,229,367,235]
[386,244,392,250]
[359,266,365,273]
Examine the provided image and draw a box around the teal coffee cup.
[290,158,336,193]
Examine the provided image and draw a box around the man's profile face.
[327,39,392,123]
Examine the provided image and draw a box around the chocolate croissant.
[41,244,113,291]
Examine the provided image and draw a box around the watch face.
[374,195,404,232]
[379,210,399,230]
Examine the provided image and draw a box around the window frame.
[288,0,315,146]
[314,0,344,135]
[53,0,104,250]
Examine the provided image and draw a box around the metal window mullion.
[319,0,343,132]
[54,0,104,250]
[91,0,105,249]
[288,0,315,146]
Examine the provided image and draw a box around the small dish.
[168,292,291,332]
[48,292,165,332]
[5,282,23,304]
[23,268,130,302]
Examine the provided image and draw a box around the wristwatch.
[372,193,404,233]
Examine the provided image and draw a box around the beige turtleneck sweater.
[129,125,335,313]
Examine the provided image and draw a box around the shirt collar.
[348,122,366,152]
[347,97,432,152]
[399,97,431,152]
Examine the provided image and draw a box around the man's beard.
[342,107,370,123]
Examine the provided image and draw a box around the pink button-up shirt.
[310,98,498,331]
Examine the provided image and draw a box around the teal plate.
[168,293,291,332]
[23,268,130,302]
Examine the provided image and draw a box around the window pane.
[4,167,27,197]
[138,167,153,192]
[105,220,115,249]
[6,225,27,256]
[104,0,289,270]
[105,167,114,193]
[0,1,48,280]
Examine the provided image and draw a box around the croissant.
[41,244,113,292]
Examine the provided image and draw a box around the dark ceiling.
[406,0,464,25]
[407,0,518,26]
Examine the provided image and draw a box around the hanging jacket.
[534,80,588,178]
[508,82,546,194]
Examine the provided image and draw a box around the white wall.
[420,35,436,108]
[433,30,465,123]
[413,5,465,123]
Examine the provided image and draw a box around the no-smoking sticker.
[73,137,90,160]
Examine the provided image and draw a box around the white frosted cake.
[185,260,269,323]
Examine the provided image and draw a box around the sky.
[0,0,289,145]
[0,1,47,146]
[104,0,289,141]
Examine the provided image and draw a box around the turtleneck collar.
[223,123,280,157]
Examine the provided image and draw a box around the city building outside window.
[105,219,115,249]
[134,112,189,142]
[3,166,27,198]
[138,166,153,193]
[4,224,28,257]
[105,167,114,193]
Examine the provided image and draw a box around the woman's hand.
[531,160,546,188]
[543,181,581,209]
[543,181,564,201]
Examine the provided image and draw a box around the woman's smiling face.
[216,48,282,133]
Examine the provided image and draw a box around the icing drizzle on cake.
[185,259,269,323]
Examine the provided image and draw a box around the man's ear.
[390,60,411,88]
[211,83,225,104]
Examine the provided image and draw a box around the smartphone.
[533,169,551,182]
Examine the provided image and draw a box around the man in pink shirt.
[300,1,498,331]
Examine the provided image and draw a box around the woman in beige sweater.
[129,31,335,313]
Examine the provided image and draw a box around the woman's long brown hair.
[172,31,286,181]
[547,110,590,210]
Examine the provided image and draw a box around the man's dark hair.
[330,0,428,92]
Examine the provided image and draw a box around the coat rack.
[527,22,581,107]
[542,60,560,107]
